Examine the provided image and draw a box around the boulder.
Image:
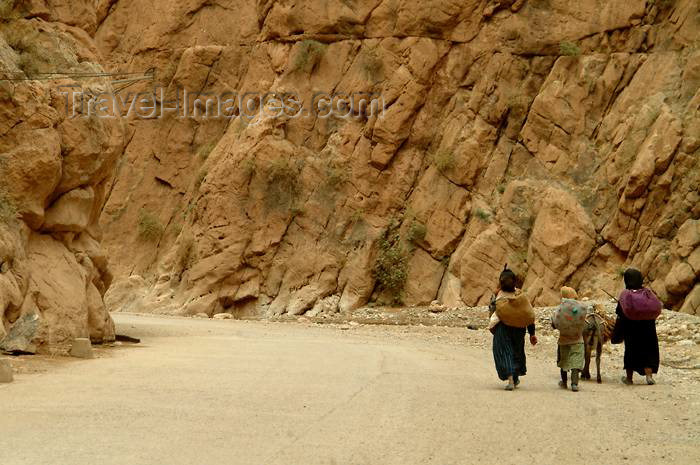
[25,235,91,346]
[0,312,40,354]
[404,249,444,306]
[680,285,700,315]
[676,220,700,258]
[42,187,95,233]
[526,188,596,305]
[665,262,696,296]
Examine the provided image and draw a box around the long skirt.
[623,319,660,376]
[492,323,527,381]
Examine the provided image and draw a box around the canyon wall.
[0,0,123,351]
[97,0,700,317]
[5,0,694,323]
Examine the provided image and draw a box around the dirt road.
[1,313,699,465]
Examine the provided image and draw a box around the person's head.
[499,267,517,292]
[561,286,578,300]
[623,268,643,290]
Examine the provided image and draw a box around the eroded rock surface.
[82,1,700,317]
[0,1,123,350]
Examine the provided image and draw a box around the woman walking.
[613,268,661,385]
[489,268,537,390]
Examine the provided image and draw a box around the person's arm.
[527,323,537,345]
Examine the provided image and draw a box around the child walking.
[551,287,588,392]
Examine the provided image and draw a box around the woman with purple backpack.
[612,268,661,385]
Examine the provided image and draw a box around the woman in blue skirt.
[489,268,538,390]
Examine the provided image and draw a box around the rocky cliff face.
[95,1,700,317]
[0,0,123,351]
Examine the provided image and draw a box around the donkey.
[581,303,616,383]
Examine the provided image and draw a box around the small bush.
[138,209,164,241]
[242,157,256,179]
[432,150,455,172]
[559,41,581,57]
[0,1,15,18]
[293,40,327,72]
[197,142,215,160]
[507,95,531,117]
[0,190,17,224]
[497,183,506,194]
[171,222,183,237]
[14,31,72,77]
[194,169,207,190]
[373,230,408,304]
[322,163,349,194]
[182,200,198,220]
[475,208,492,222]
[407,220,427,244]
[361,49,384,82]
[349,209,364,224]
[265,157,301,210]
[176,235,196,270]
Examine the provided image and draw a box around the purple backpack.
[619,288,662,321]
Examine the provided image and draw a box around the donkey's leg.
[595,340,603,384]
[582,338,592,380]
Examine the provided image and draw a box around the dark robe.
[614,303,660,375]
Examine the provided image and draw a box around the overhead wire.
[0,69,155,82]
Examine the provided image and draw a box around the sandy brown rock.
[42,187,95,232]
[0,5,123,349]
[84,0,699,318]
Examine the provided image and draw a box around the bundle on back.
[553,299,588,344]
[495,291,535,328]
[619,288,662,321]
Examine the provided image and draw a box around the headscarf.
[499,265,516,293]
[623,268,643,290]
[561,286,578,300]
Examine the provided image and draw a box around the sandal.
[505,382,514,391]
[571,384,579,392]
[621,376,633,385]
[646,375,656,385]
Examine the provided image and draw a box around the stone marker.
[0,358,13,383]
[212,313,233,320]
[70,338,94,359]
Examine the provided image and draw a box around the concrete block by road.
[70,338,94,359]
[0,358,13,383]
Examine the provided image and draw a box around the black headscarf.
[499,265,517,292]
[623,268,643,290]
